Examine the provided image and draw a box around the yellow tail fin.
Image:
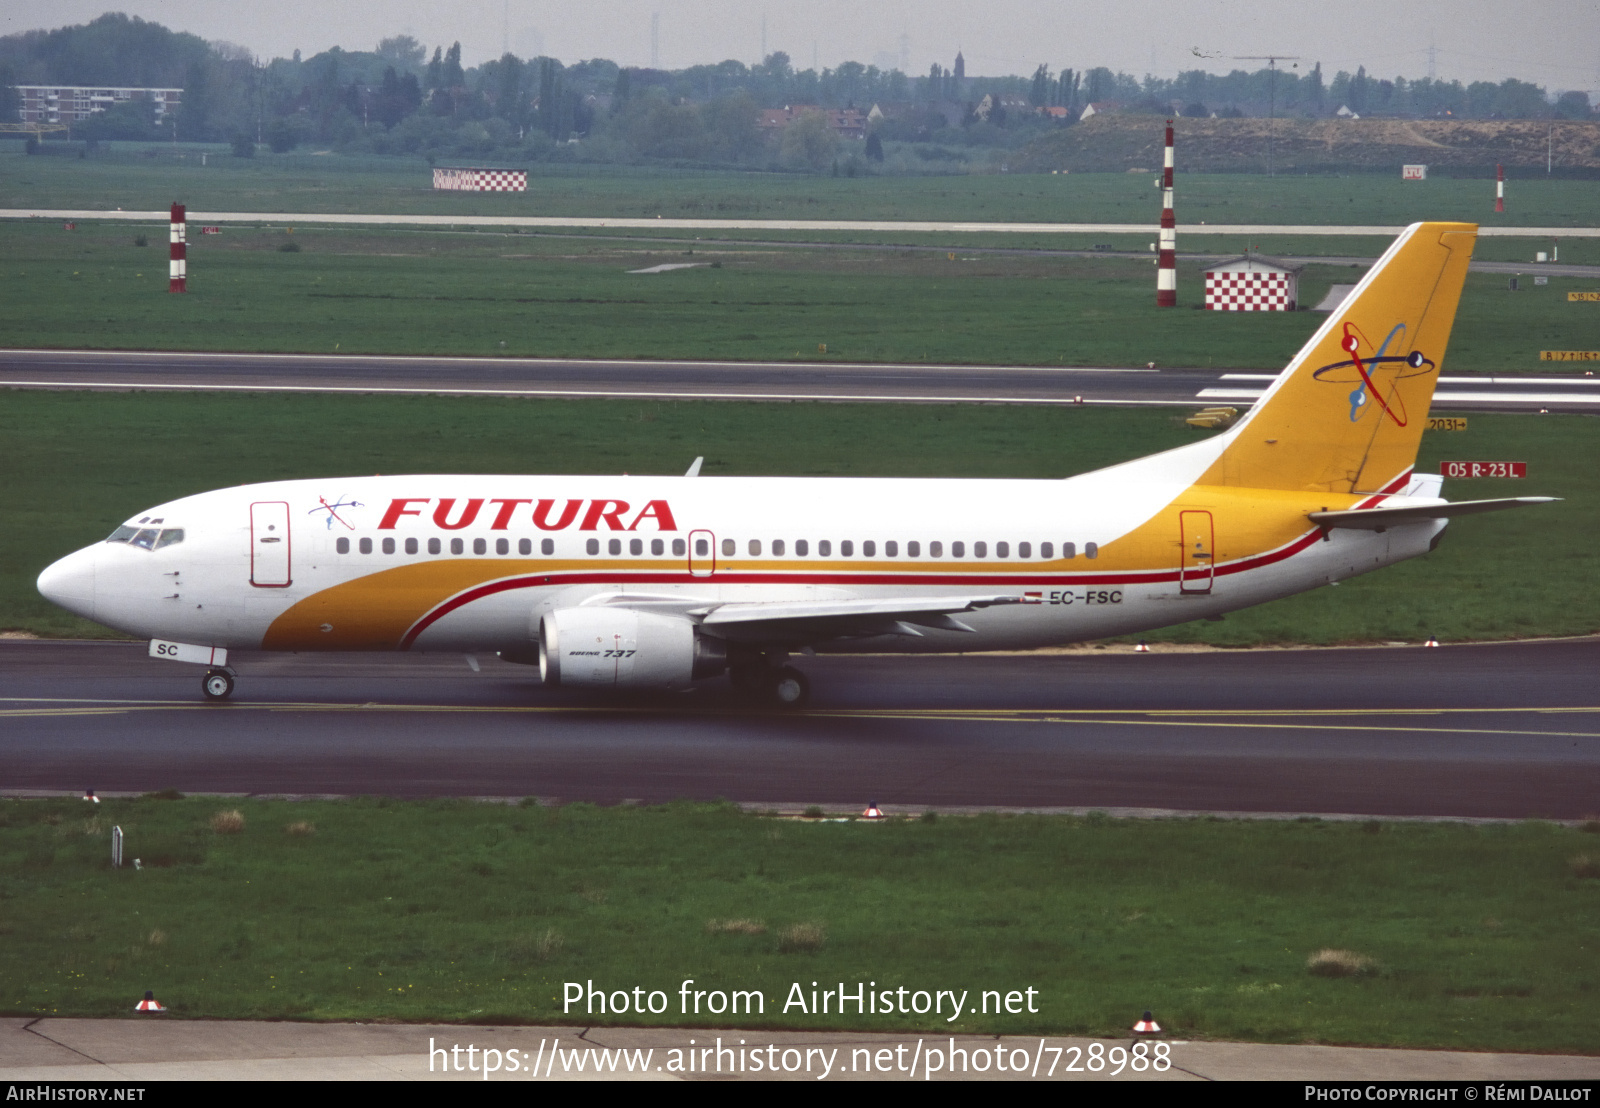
[1201,222,1477,495]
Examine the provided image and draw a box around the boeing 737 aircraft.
[37,222,1553,706]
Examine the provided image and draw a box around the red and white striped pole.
[168,201,186,293]
[1157,120,1176,307]
[1494,164,1504,213]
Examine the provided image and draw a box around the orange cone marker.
[1424,636,1440,648]
[1135,641,1151,653]
[862,802,885,820]
[1133,1010,1161,1033]
[135,990,166,1012]
[83,789,98,803]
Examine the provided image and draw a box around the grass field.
[3,391,1594,644]
[1,220,1594,370]
[4,150,1596,228]
[3,796,1596,1050]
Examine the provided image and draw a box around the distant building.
[1204,254,1303,312]
[1079,101,1123,121]
[758,106,867,140]
[15,85,182,125]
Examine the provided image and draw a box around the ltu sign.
[1402,165,1427,180]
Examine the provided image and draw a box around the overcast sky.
[3,0,1596,92]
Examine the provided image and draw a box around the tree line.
[1,13,1592,166]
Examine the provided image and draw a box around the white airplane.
[38,221,1553,707]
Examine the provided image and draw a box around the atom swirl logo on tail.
[1311,322,1435,426]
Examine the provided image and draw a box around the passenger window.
[428,537,442,555]
[841,540,853,556]
[672,538,686,556]
[542,538,555,555]
[650,538,664,556]
[359,537,373,555]
[772,539,785,556]
[695,538,709,556]
[929,541,943,558]
[154,529,184,549]
[105,525,139,544]
[997,541,1009,559]
[450,538,464,555]
[586,538,600,555]
[1085,542,1099,559]
[748,539,761,556]
[519,538,532,555]
[404,537,418,555]
[796,539,808,556]
[1040,542,1053,559]
[630,538,643,555]
[953,541,966,558]
[609,538,622,555]
[1062,542,1076,559]
[973,541,985,558]
[907,541,919,557]
[382,538,396,555]
[885,540,898,557]
[473,538,488,555]
[722,538,735,556]
[336,537,350,554]
[131,528,159,550]
[818,539,831,556]
[496,538,510,555]
[863,540,875,556]
[1019,542,1031,559]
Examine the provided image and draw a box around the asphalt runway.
[4,349,1597,410]
[4,638,1596,819]
[10,209,1600,239]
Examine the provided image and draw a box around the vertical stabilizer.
[1200,222,1476,494]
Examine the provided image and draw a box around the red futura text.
[376,497,678,532]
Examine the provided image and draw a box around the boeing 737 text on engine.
[37,223,1554,706]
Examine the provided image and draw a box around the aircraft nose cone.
[37,546,96,620]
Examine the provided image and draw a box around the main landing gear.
[201,668,236,700]
[728,649,811,709]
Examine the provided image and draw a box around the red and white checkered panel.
[1205,271,1292,311]
[475,170,527,192]
[433,168,527,192]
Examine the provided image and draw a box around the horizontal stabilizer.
[1308,497,1558,531]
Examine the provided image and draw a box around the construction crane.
[1232,54,1300,176]
[0,122,71,141]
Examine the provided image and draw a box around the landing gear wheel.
[769,666,810,709]
[202,669,235,701]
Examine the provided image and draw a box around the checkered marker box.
[433,167,527,192]
[1205,271,1294,311]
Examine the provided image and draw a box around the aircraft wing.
[1308,497,1558,531]
[692,594,1029,643]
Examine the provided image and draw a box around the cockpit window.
[106,525,139,544]
[153,529,184,549]
[130,528,160,550]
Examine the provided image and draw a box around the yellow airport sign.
[1540,351,1600,360]
[1427,417,1469,432]
[1570,292,1600,302]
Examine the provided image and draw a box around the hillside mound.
[1013,116,1600,174]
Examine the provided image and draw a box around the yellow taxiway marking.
[2,699,1598,740]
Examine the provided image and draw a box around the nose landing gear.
[202,668,236,700]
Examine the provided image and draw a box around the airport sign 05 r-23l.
[1440,461,1527,479]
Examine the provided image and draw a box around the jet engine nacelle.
[538,608,726,689]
